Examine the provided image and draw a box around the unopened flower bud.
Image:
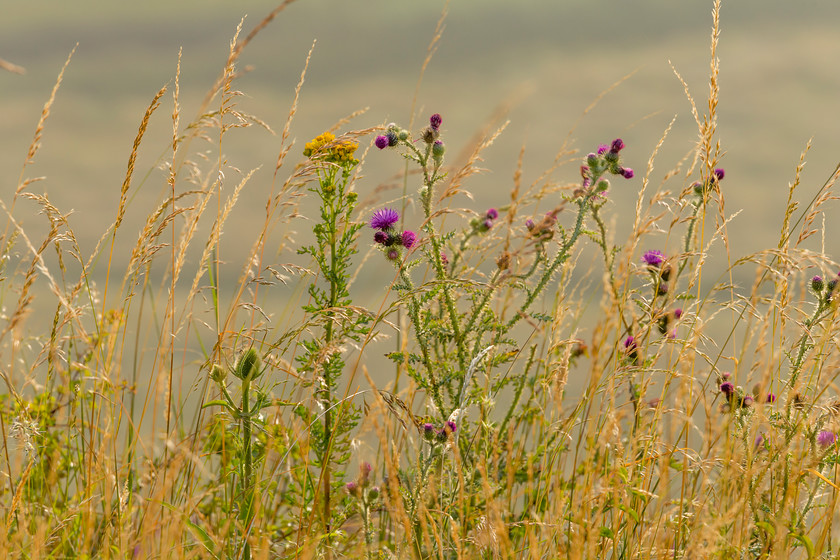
[422,127,438,144]
[233,348,262,380]
[210,364,227,384]
[432,140,446,161]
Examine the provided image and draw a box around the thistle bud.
[233,348,262,380]
[210,364,227,384]
[422,126,438,144]
[432,140,446,162]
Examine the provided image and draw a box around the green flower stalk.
[297,131,368,552]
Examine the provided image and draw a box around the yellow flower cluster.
[303,132,358,164]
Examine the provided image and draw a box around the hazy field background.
[2,0,840,303]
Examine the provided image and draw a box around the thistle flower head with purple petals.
[714,168,725,181]
[401,230,417,249]
[642,250,666,268]
[817,430,836,448]
[720,381,735,396]
[430,113,442,130]
[370,208,400,231]
[374,135,389,150]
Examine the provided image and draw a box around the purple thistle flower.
[597,143,609,155]
[401,230,417,249]
[386,248,399,261]
[483,219,494,230]
[374,135,389,150]
[766,393,776,404]
[445,420,457,433]
[673,308,683,320]
[817,430,836,448]
[525,218,535,231]
[721,371,732,380]
[642,250,666,268]
[720,381,735,396]
[610,138,625,153]
[755,433,765,449]
[373,231,389,245]
[370,208,400,231]
[713,168,725,181]
[810,275,824,292]
[440,253,449,266]
[741,394,754,408]
[345,481,359,496]
[486,208,499,220]
[620,167,634,179]
[430,113,442,130]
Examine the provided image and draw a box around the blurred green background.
[2,0,840,288]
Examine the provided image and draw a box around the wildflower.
[827,279,838,303]
[642,250,666,268]
[619,167,634,179]
[346,481,360,497]
[432,140,446,163]
[766,393,776,404]
[422,423,436,442]
[373,231,389,245]
[817,430,837,448]
[386,248,399,261]
[496,251,511,271]
[526,211,558,241]
[755,433,766,450]
[375,135,389,150]
[658,308,682,336]
[740,394,753,408]
[370,208,400,231]
[597,143,609,155]
[720,382,735,396]
[401,230,417,249]
[429,113,442,130]
[570,339,588,359]
[422,126,438,144]
[303,132,335,157]
[386,130,399,146]
[486,208,499,220]
[440,253,449,266]
[624,335,639,362]
[713,168,725,181]
[811,275,824,293]
[721,371,732,380]
[303,132,359,164]
[233,348,262,381]
[610,138,625,153]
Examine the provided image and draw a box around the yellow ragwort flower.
[303,132,359,165]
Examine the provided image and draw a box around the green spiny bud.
[233,348,262,380]
[432,140,445,163]
[210,364,227,384]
